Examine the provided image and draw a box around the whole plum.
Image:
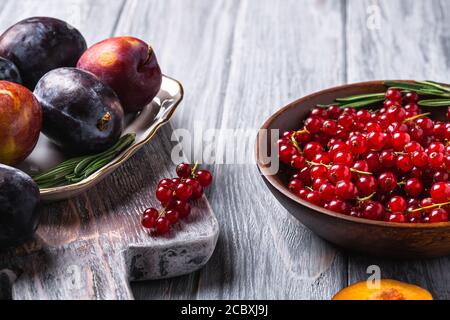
[77,36,162,113]
[0,57,21,83]
[34,68,124,154]
[0,17,87,89]
[0,164,40,249]
[0,81,42,166]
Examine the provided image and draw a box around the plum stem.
[97,112,112,131]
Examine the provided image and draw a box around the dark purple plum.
[0,17,87,89]
[0,164,40,249]
[34,68,125,154]
[0,57,21,83]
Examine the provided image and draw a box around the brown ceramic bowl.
[256,80,450,259]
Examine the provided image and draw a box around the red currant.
[404,141,423,153]
[404,92,419,104]
[142,208,159,229]
[327,105,342,119]
[328,164,351,184]
[303,142,322,160]
[306,191,322,205]
[158,178,175,190]
[430,182,450,203]
[288,179,304,193]
[362,201,385,221]
[366,152,381,172]
[429,152,444,169]
[391,132,411,151]
[427,142,445,154]
[335,181,357,200]
[404,178,423,197]
[290,154,306,169]
[313,177,329,190]
[416,117,433,132]
[379,150,396,168]
[434,170,449,182]
[310,107,328,118]
[356,176,377,197]
[314,153,331,165]
[176,163,192,178]
[197,170,213,187]
[333,151,353,166]
[387,213,407,223]
[429,208,449,223]
[378,172,398,193]
[338,114,354,129]
[156,217,171,234]
[175,183,193,201]
[318,183,335,201]
[367,131,385,151]
[305,117,323,134]
[385,89,402,102]
[185,178,204,199]
[388,196,407,214]
[322,120,338,136]
[279,144,297,163]
[347,135,368,154]
[165,209,180,224]
[168,200,191,218]
[411,151,428,167]
[326,199,350,214]
[310,165,328,180]
[156,186,174,204]
[396,154,413,172]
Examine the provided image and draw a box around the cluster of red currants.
[141,163,213,234]
[279,89,450,223]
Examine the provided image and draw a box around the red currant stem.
[397,181,406,186]
[357,192,376,202]
[290,135,303,154]
[306,186,314,192]
[394,151,407,156]
[158,208,167,219]
[306,160,331,169]
[350,168,373,175]
[296,127,310,135]
[403,112,431,123]
[191,161,200,176]
[306,160,372,175]
[408,201,450,213]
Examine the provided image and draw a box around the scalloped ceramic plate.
[17,75,183,202]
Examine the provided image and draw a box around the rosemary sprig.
[32,133,136,188]
[318,81,450,109]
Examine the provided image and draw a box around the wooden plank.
[0,0,219,300]
[346,0,450,299]
[1,120,219,299]
[121,0,349,299]
[0,0,127,43]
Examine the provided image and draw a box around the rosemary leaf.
[417,81,450,94]
[339,97,385,109]
[418,99,450,107]
[335,93,385,103]
[383,81,429,91]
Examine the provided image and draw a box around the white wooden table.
[1,0,449,299]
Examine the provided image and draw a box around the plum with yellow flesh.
[332,279,433,300]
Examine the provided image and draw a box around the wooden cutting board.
[0,123,219,300]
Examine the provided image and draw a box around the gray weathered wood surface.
[1,0,450,299]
